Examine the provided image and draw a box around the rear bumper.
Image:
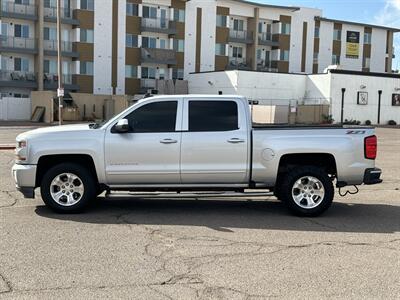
[363,168,383,185]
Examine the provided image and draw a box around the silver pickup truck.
[12,95,382,216]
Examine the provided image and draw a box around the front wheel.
[279,166,334,217]
[40,163,97,213]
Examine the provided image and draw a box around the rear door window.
[188,101,238,132]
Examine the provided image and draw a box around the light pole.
[56,0,63,125]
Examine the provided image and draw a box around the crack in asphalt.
[0,271,13,294]
[0,191,19,208]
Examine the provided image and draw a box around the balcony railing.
[141,48,177,65]
[0,70,36,82]
[44,6,74,19]
[0,36,37,51]
[44,73,72,85]
[1,1,37,17]
[141,78,156,89]
[43,40,73,52]
[227,58,252,70]
[141,18,176,34]
[258,32,279,46]
[229,30,253,43]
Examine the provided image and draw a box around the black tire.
[40,163,97,213]
[279,166,334,217]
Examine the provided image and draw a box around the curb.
[0,145,15,150]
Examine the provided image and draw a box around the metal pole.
[341,88,346,124]
[377,90,382,125]
[57,0,63,125]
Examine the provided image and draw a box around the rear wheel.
[279,166,334,217]
[40,163,97,213]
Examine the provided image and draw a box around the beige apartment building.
[0,0,398,99]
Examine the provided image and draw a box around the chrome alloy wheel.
[50,173,85,206]
[291,176,325,209]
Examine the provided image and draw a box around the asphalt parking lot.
[0,126,399,299]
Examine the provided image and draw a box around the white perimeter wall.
[330,73,400,124]
[93,0,113,95]
[188,70,400,124]
[188,70,306,102]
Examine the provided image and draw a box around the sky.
[260,0,400,69]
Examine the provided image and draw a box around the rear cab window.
[188,101,239,132]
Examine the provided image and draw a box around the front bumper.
[363,168,383,185]
[12,163,37,198]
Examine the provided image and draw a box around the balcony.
[228,30,253,44]
[141,18,177,35]
[44,73,79,91]
[258,32,279,47]
[0,36,37,54]
[1,1,37,20]
[43,6,79,25]
[43,40,79,58]
[0,70,37,88]
[141,48,177,65]
[257,60,277,72]
[226,58,252,70]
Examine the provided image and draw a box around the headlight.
[16,140,27,161]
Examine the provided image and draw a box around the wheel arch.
[35,154,99,188]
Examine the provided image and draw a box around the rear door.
[180,98,249,183]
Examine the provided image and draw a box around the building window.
[1,23,8,37]
[363,57,371,69]
[364,32,372,44]
[142,36,157,48]
[233,19,244,31]
[281,23,291,35]
[173,39,184,52]
[141,67,156,79]
[258,22,263,33]
[80,29,94,43]
[14,24,29,38]
[280,50,289,61]
[232,46,243,58]
[14,57,29,72]
[313,52,319,64]
[80,61,93,75]
[44,27,57,40]
[215,43,226,56]
[333,29,341,41]
[125,65,138,78]
[44,59,57,73]
[143,6,157,19]
[126,3,138,16]
[15,0,30,4]
[216,15,227,27]
[332,54,340,65]
[80,0,94,10]
[126,34,138,47]
[314,26,320,38]
[173,9,185,22]
[172,68,184,80]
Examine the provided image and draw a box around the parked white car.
[12,95,382,216]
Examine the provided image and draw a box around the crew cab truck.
[12,95,382,216]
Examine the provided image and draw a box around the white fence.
[0,97,32,121]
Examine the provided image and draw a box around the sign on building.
[346,31,360,58]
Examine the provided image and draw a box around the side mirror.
[115,119,129,133]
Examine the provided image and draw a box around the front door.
[180,99,249,184]
[104,99,182,184]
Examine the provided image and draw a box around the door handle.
[160,138,178,144]
[227,138,245,144]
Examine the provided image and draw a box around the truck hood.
[16,124,93,142]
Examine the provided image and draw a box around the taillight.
[365,135,377,160]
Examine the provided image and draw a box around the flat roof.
[209,0,300,11]
[315,17,400,32]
